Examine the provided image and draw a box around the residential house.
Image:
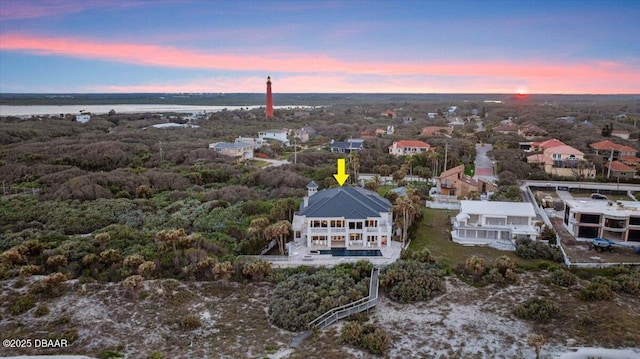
[292,183,393,249]
[427,112,438,119]
[518,124,548,139]
[329,139,365,153]
[235,136,267,149]
[421,126,452,137]
[605,161,636,179]
[447,106,458,115]
[436,165,497,198]
[563,199,640,242]
[388,140,431,157]
[381,109,396,118]
[611,130,630,140]
[492,124,519,135]
[589,140,636,161]
[530,138,566,152]
[451,200,539,247]
[209,142,253,161]
[527,144,595,178]
[292,128,310,143]
[76,113,90,123]
[375,128,387,136]
[258,129,290,146]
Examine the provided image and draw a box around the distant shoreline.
[0,104,318,117]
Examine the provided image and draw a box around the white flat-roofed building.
[563,199,640,242]
[451,200,539,249]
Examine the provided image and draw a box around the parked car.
[591,193,608,200]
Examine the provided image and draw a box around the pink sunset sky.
[1,1,639,94]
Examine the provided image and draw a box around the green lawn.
[376,185,394,197]
[409,208,549,269]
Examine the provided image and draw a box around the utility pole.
[606,148,613,179]
[443,141,449,173]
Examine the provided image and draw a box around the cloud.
[2,33,639,93]
[0,0,152,21]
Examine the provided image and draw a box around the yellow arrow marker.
[333,158,349,186]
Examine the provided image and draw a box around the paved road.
[255,158,290,167]
[474,143,494,178]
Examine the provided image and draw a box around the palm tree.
[527,334,546,359]
[394,195,421,247]
[247,217,270,242]
[274,220,292,255]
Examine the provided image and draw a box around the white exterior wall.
[259,131,289,145]
[452,208,538,246]
[76,114,90,123]
[292,213,392,249]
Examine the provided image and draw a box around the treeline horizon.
[2,93,638,107]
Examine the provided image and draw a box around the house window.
[295,231,301,239]
[552,153,561,160]
[330,220,344,228]
[349,221,363,229]
[321,220,328,228]
[311,220,322,228]
[365,219,378,227]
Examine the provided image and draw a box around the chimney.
[303,196,309,208]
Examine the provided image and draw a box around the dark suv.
[590,193,608,200]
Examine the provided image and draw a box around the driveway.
[474,143,494,178]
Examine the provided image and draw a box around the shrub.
[340,322,390,356]
[550,269,577,287]
[37,272,68,296]
[579,277,615,301]
[19,264,41,277]
[268,266,369,331]
[380,260,446,303]
[514,298,561,322]
[138,261,157,278]
[182,315,202,330]
[0,248,27,266]
[614,271,640,295]
[464,256,487,278]
[241,259,273,281]
[10,294,36,315]
[46,254,69,269]
[123,254,145,269]
[33,304,50,317]
[515,239,563,262]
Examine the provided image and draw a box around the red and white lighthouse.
[265,76,274,118]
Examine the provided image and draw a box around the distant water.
[0,104,263,116]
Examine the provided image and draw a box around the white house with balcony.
[562,199,640,242]
[451,200,539,249]
[292,182,393,249]
[258,129,290,146]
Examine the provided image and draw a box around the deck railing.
[308,266,380,330]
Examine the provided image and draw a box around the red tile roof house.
[388,140,431,157]
[518,124,548,139]
[435,165,497,198]
[421,126,452,136]
[492,124,519,134]
[606,161,637,180]
[527,144,595,179]
[590,140,637,161]
[530,138,566,152]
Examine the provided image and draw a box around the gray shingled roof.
[213,142,250,150]
[299,186,391,218]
